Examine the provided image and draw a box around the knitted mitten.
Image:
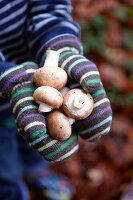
[0,56,79,162]
[36,34,112,141]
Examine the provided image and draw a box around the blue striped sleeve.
[27,0,81,62]
[0,52,15,74]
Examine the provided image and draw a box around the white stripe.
[11,81,31,94]
[31,4,50,12]
[38,140,57,152]
[32,8,72,20]
[87,127,110,141]
[0,18,24,35]
[30,21,79,47]
[1,0,23,14]
[32,13,54,19]
[13,97,34,113]
[54,10,72,19]
[68,58,88,78]
[26,69,37,74]
[80,116,112,135]
[28,16,57,32]
[58,47,79,54]
[94,98,109,108]
[80,71,99,84]
[0,52,5,61]
[55,145,79,162]
[24,121,45,132]
[55,4,72,12]
[31,4,72,13]
[30,13,57,21]
[61,54,82,69]
[1,5,27,25]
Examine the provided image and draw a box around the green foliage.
[123,30,133,50]
[80,15,107,54]
[114,6,133,22]
[108,90,133,106]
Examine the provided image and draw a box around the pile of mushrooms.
[33,50,94,141]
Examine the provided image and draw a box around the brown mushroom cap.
[46,111,72,141]
[63,89,94,120]
[33,66,67,90]
[33,86,63,110]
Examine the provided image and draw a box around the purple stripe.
[19,113,41,126]
[75,106,111,128]
[2,71,26,93]
[72,63,96,78]
[36,37,80,60]
[50,38,81,48]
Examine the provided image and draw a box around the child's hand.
[59,51,112,141]
[36,34,112,141]
[0,58,79,162]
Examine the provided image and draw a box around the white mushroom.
[34,50,67,90]
[33,86,63,112]
[46,110,72,141]
[63,89,94,120]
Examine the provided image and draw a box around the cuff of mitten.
[35,34,83,66]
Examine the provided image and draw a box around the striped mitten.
[36,34,112,141]
[0,59,79,162]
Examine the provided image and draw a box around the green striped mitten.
[0,59,79,162]
[36,34,112,141]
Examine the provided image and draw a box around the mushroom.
[33,86,63,112]
[63,89,94,120]
[34,50,67,90]
[60,87,75,125]
[46,110,72,141]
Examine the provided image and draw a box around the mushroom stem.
[60,87,70,97]
[43,50,60,68]
[73,96,85,109]
[38,102,53,112]
[67,117,75,125]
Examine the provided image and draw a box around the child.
[0,0,112,199]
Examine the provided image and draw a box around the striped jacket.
[0,0,80,122]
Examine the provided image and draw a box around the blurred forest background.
[33,1,133,200]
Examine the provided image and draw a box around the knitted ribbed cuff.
[36,34,83,66]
